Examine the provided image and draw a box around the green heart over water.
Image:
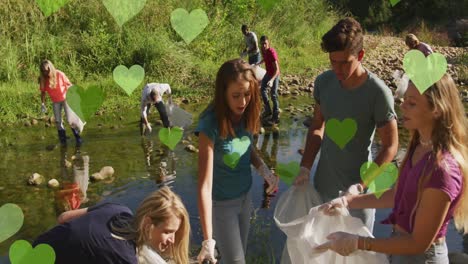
[258,0,280,11]
[232,136,251,157]
[325,118,357,149]
[276,161,300,186]
[159,127,183,150]
[113,65,145,96]
[67,85,105,122]
[360,162,398,198]
[403,50,447,94]
[389,0,400,7]
[9,240,55,264]
[0,204,24,243]
[35,0,70,17]
[223,152,241,169]
[102,0,147,27]
[170,8,209,44]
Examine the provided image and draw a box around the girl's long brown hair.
[211,58,261,138]
[399,74,468,234]
[39,60,57,89]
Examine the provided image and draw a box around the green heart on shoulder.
[360,162,398,198]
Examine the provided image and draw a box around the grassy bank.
[0,0,338,124]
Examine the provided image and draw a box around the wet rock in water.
[46,144,56,151]
[45,123,51,128]
[119,116,124,121]
[182,98,189,104]
[155,120,163,126]
[65,160,72,168]
[24,120,31,127]
[28,173,44,186]
[449,252,468,264]
[0,186,4,191]
[91,166,115,181]
[160,161,167,168]
[47,179,59,188]
[186,135,193,142]
[31,119,39,126]
[182,139,190,145]
[259,127,265,134]
[185,144,199,153]
[49,116,56,124]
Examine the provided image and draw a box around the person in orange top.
[39,60,82,145]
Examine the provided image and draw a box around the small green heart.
[389,0,400,6]
[0,204,24,243]
[35,0,70,17]
[360,162,398,198]
[102,0,147,27]
[276,161,300,186]
[159,127,183,150]
[403,50,447,94]
[223,152,241,169]
[170,8,209,44]
[232,136,251,157]
[258,0,281,11]
[113,65,145,96]
[9,240,55,264]
[325,118,357,149]
[67,85,105,122]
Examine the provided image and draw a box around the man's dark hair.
[260,35,268,42]
[241,24,248,31]
[321,17,363,55]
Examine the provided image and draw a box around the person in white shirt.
[140,83,172,135]
[241,24,261,65]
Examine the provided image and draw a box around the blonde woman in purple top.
[316,74,467,263]
[405,34,434,57]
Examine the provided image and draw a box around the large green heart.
[223,152,241,169]
[35,0,70,17]
[232,136,251,157]
[159,127,183,150]
[325,118,357,149]
[67,85,105,122]
[403,50,447,94]
[9,240,55,264]
[102,0,147,27]
[276,161,300,186]
[360,162,399,198]
[0,204,24,243]
[113,65,145,96]
[389,0,400,6]
[258,0,280,11]
[170,8,209,44]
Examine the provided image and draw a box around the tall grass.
[0,0,338,123]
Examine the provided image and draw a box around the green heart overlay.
[276,161,300,186]
[113,65,145,96]
[102,0,147,27]
[389,0,400,7]
[9,240,55,264]
[403,50,447,94]
[170,8,209,44]
[258,0,280,11]
[223,152,241,169]
[159,127,183,150]
[360,162,398,198]
[67,85,105,122]
[325,118,357,149]
[232,136,251,157]
[35,0,70,17]
[0,204,24,243]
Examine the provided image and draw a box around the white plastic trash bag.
[65,102,86,133]
[166,102,193,129]
[275,190,389,264]
[252,65,266,82]
[392,70,409,100]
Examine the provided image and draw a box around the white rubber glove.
[344,183,364,196]
[267,80,273,87]
[256,161,279,195]
[293,166,310,186]
[318,196,348,216]
[41,103,47,113]
[315,232,359,256]
[197,239,216,264]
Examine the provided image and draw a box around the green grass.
[0,0,337,124]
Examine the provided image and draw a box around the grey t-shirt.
[244,32,259,55]
[313,69,396,200]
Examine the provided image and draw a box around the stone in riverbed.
[91,166,115,181]
[28,173,44,186]
[47,179,60,188]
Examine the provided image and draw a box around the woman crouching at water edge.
[317,74,468,263]
[34,187,190,264]
[196,59,279,264]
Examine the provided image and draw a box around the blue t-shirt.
[313,69,396,200]
[195,108,253,201]
[33,203,137,264]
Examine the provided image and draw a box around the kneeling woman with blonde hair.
[34,187,190,264]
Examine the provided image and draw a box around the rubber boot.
[58,129,67,145]
[71,128,83,146]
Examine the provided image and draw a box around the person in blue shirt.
[195,59,279,264]
[33,187,190,264]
